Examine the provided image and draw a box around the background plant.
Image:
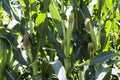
[0,0,120,80]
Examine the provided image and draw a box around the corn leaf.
[91,51,119,65]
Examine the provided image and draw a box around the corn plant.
[0,0,120,80]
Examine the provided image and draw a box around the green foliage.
[0,0,120,80]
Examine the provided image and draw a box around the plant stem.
[61,0,65,40]
[61,0,69,75]
[28,0,38,79]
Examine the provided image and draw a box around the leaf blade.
[49,3,62,21]
[35,13,46,26]
[91,51,119,65]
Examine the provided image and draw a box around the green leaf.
[2,0,11,14]
[105,0,114,10]
[35,13,46,26]
[46,29,65,58]
[43,0,50,12]
[2,0,21,21]
[49,3,62,21]
[42,62,53,77]
[4,69,15,80]
[13,48,28,65]
[30,0,35,4]
[18,0,26,6]
[50,60,67,80]
[79,2,91,19]
[95,64,111,80]
[7,20,19,29]
[91,51,119,65]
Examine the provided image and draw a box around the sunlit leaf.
[95,64,111,80]
[35,13,46,26]
[30,0,35,4]
[49,3,62,21]
[51,60,67,80]
[2,0,21,21]
[7,20,19,29]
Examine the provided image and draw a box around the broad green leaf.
[95,64,111,80]
[50,60,67,80]
[49,3,62,21]
[42,62,53,76]
[3,30,28,66]
[47,29,65,58]
[91,51,119,65]
[0,34,11,46]
[43,0,50,12]
[105,0,113,10]
[107,60,120,65]
[79,2,91,19]
[18,0,26,6]
[7,20,19,29]
[0,36,11,79]
[2,0,21,21]
[0,38,7,71]
[105,20,112,36]
[30,0,35,4]
[35,13,46,26]
[2,0,11,14]
[30,11,36,17]
[13,48,28,65]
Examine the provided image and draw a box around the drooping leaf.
[91,51,119,65]
[2,0,21,21]
[13,48,28,65]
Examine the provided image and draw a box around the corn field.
[0,0,120,80]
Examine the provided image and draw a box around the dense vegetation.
[0,0,120,80]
